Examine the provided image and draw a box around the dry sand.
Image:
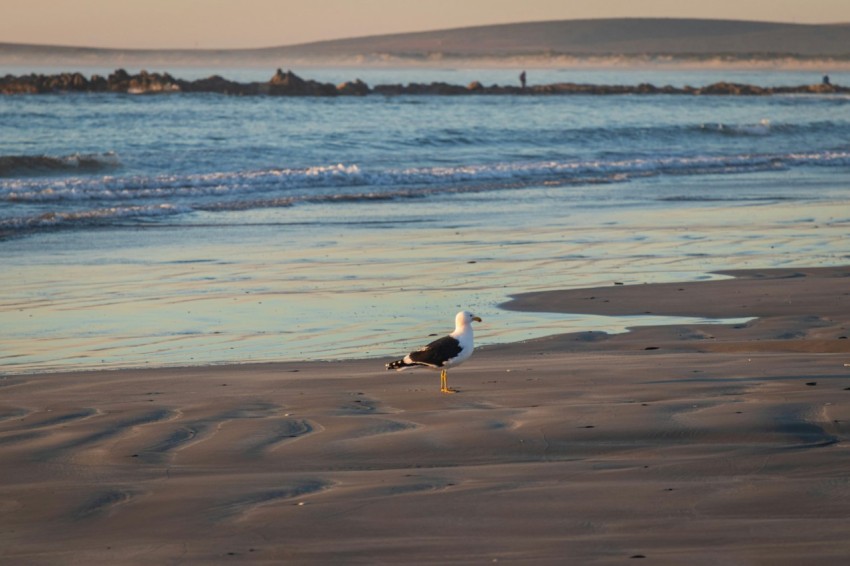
[1,266,849,565]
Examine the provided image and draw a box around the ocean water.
[2,67,849,374]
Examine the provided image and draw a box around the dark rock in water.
[59,72,89,91]
[180,75,258,96]
[102,68,180,94]
[773,82,844,94]
[0,71,93,94]
[269,68,303,87]
[427,82,473,95]
[0,75,37,94]
[106,68,131,92]
[373,81,477,96]
[696,82,767,95]
[371,83,403,96]
[336,78,370,96]
[126,70,181,94]
[268,69,336,96]
[90,74,108,91]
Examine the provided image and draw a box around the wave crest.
[0,152,120,178]
[699,119,772,136]
[2,149,849,236]
[5,150,849,205]
[0,203,188,231]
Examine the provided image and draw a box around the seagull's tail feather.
[386,358,414,371]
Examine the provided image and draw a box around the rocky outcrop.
[771,82,845,95]
[0,68,180,94]
[2,69,848,96]
[0,72,93,94]
[336,79,370,96]
[373,82,474,95]
[178,74,259,95]
[267,69,337,96]
[120,70,181,94]
[692,82,767,95]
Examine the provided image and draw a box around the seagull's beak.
[472,316,482,322]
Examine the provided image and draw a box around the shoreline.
[5,265,848,378]
[3,265,850,563]
[8,265,850,380]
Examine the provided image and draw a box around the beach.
[2,266,849,564]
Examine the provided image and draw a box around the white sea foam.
[2,148,847,234]
[2,150,848,209]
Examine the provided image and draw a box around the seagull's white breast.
[446,326,474,367]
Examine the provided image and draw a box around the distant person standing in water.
[520,71,527,89]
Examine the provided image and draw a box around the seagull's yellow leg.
[440,369,456,394]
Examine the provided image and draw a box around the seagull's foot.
[440,386,458,394]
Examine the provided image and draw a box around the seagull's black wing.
[407,335,463,368]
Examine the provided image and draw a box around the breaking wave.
[699,119,773,136]
[2,149,849,235]
[0,152,121,177]
[3,150,849,204]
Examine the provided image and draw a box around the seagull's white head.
[456,310,482,329]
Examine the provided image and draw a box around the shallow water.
[1,68,848,374]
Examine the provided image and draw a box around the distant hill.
[3,18,850,68]
[265,18,850,58]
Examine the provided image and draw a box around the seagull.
[386,311,482,393]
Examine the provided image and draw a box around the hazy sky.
[5,0,850,49]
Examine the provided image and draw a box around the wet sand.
[6,199,848,375]
[1,266,849,564]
